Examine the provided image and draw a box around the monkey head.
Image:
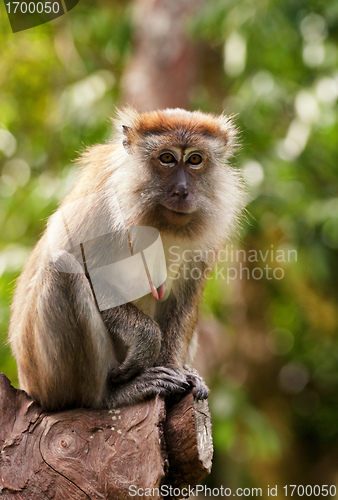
[104,108,245,243]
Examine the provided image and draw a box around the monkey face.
[135,133,235,238]
[154,146,205,220]
[131,136,211,236]
[108,108,245,240]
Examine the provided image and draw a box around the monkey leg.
[101,303,162,384]
[15,251,115,410]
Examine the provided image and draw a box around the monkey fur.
[9,108,245,410]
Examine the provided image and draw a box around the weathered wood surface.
[0,373,213,499]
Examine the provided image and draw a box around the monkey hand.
[183,365,209,400]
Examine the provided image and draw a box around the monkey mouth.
[161,206,194,224]
[160,202,194,216]
[165,207,191,215]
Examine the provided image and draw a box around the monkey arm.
[156,280,203,366]
[155,280,209,400]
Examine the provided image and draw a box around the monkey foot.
[161,366,209,401]
[185,374,209,400]
[107,366,207,408]
[140,366,191,396]
[182,365,209,400]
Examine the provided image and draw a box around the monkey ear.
[218,114,238,153]
[112,106,139,151]
[122,125,132,152]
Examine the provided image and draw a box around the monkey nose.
[173,185,189,199]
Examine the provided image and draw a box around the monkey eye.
[187,153,203,167]
[159,152,176,164]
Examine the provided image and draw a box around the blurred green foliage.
[1,0,338,494]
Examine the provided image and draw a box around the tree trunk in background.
[122,0,204,111]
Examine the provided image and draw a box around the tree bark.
[122,0,204,111]
[0,373,213,499]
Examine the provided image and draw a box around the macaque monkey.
[9,108,245,410]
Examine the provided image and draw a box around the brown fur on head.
[79,107,245,245]
[117,108,237,151]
